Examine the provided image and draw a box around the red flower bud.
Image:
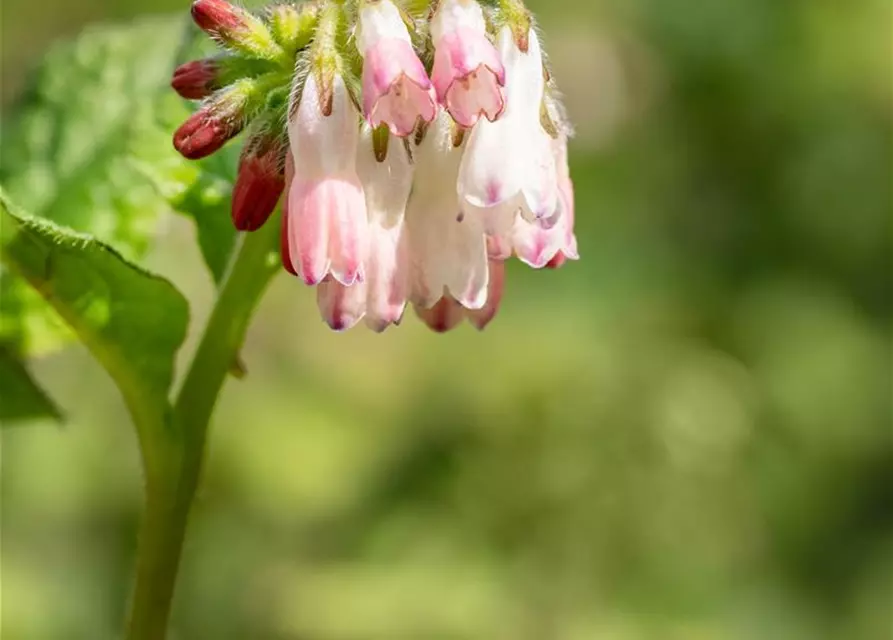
[191,0,247,35]
[173,107,242,160]
[171,59,220,100]
[231,142,285,231]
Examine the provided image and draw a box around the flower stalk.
[126,218,280,639]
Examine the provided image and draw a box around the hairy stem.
[126,218,280,639]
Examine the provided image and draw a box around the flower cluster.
[172,0,577,332]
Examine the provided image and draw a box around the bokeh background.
[2,0,891,638]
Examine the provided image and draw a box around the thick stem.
[126,218,280,639]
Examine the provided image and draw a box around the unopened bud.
[171,59,220,100]
[191,0,284,63]
[232,137,286,231]
[191,0,246,34]
[173,105,243,160]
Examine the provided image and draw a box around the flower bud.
[191,0,283,63]
[231,135,286,231]
[191,0,247,34]
[173,106,242,160]
[171,59,220,100]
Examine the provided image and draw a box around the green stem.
[126,218,279,640]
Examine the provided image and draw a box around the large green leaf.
[0,15,238,358]
[0,189,189,420]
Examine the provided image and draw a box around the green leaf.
[0,189,189,420]
[0,346,62,424]
[133,97,240,284]
[0,15,239,357]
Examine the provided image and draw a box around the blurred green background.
[2,0,891,638]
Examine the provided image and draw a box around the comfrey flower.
[430,0,506,127]
[171,0,577,333]
[356,0,437,137]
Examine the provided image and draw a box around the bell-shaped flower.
[316,128,416,331]
[356,0,436,137]
[357,129,414,330]
[481,132,578,267]
[457,25,558,221]
[430,0,505,128]
[406,111,489,311]
[286,72,368,286]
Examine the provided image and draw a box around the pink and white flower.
[430,0,505,128]
[479,131,578,267]
[316,128,416,331]
[356,0,437,137]
[286,72,368,286]
[458,25,558,222]
[175,0,577,333]
[405,111,489,311]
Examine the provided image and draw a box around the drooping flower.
[457,25,558,222]
[430,0,505,128]
[315,127,415,331]
[356,0,436,137]
[171,0,576,333]
[406,111,489,311]
[481,132,578,267]
[286,71,368,286]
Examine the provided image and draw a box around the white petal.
[457,27,557,220]
[430,0,487,44]
[356,0,411,52]
[289,74,360,176]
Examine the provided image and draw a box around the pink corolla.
[285,72,368,286]
[171,0,577,333]
[430,0,505,128]
[356,0,436,136]
[483,132,578,267]
[315,127,415,332]
[458,25,558,222]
